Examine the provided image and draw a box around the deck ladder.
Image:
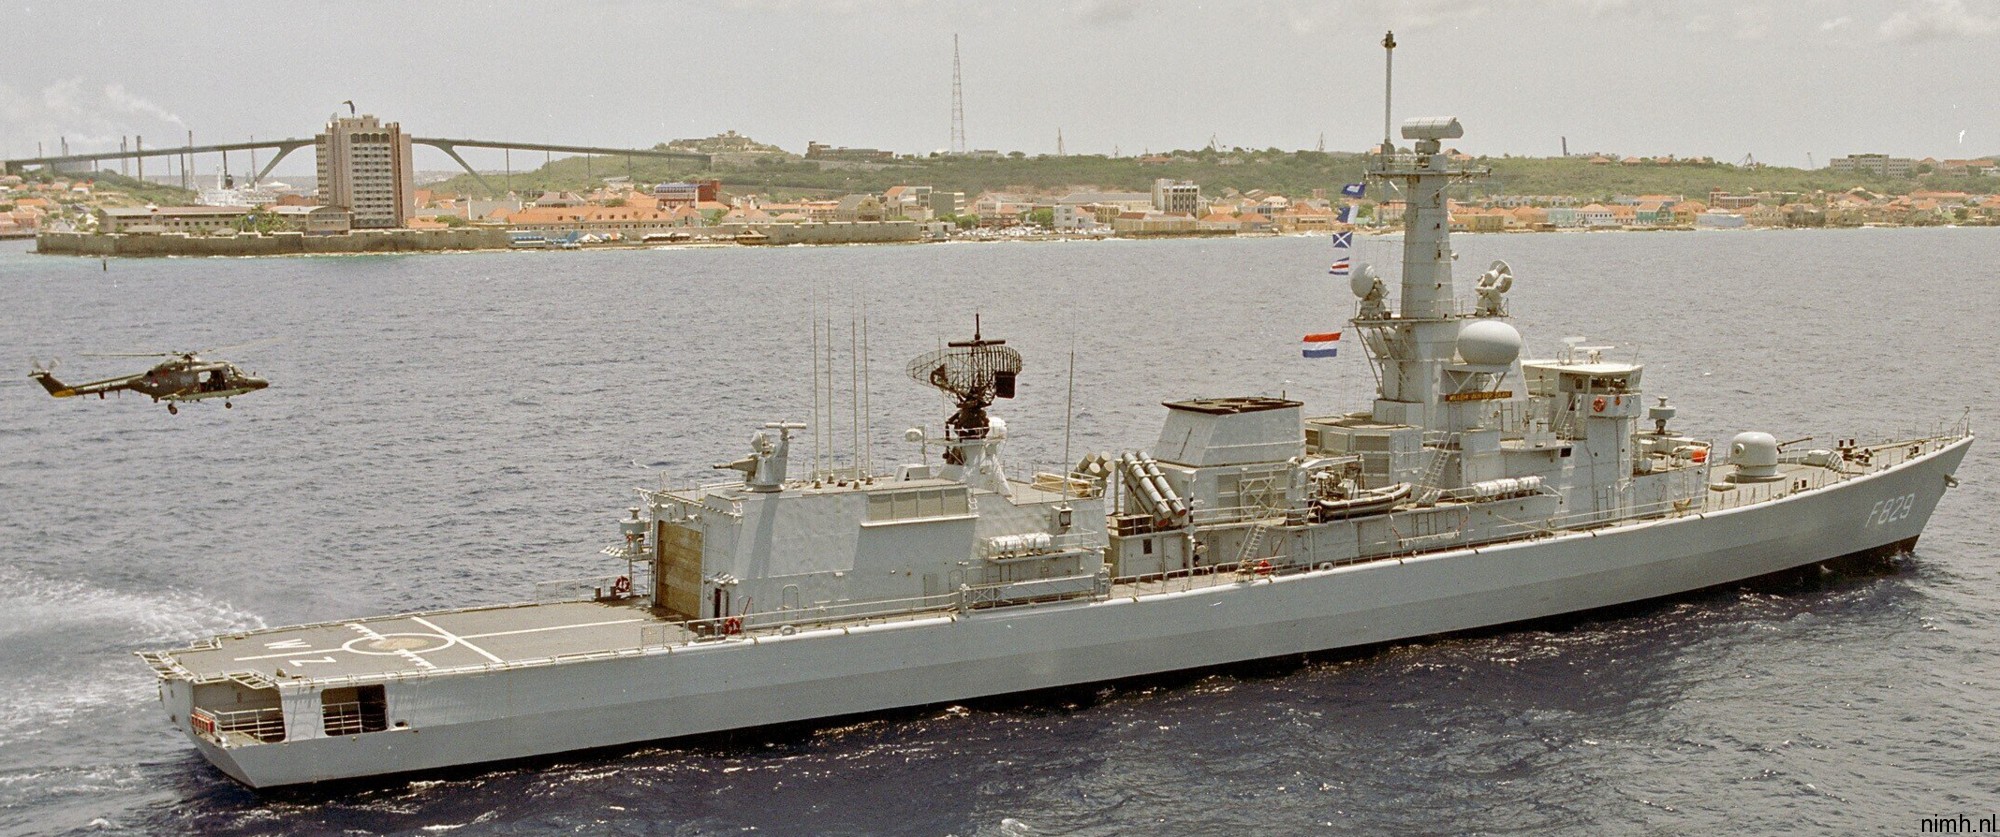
[1236,522,1268,566]
[1416,441,1453,504]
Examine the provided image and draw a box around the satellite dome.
[1348,264,1374,298]
[1457,320,1523,366]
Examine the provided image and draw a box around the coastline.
[25,219,1997,260]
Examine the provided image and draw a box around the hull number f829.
[1867,493,1916,528]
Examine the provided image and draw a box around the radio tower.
[950,34,967,155]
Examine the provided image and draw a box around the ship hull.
[182,437,1969,788]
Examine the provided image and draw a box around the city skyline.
[4,0,1998,176]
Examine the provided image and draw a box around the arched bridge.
[2,138,711,192]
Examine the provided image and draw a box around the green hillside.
[420,145,1995,204]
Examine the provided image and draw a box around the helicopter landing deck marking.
[410,616,503,663]
[460,617,646,640]
[173,600,670,683]
[396,649,438,671]
[342,634,454,656]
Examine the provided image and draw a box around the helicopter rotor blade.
[81,352,181,359]
[201,337,284,355]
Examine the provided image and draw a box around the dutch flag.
[1302,331,1341,358]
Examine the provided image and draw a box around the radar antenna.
[906,316,1021,465]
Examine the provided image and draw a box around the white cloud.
[1821,16,1853,31]
[1879,0,2000,41]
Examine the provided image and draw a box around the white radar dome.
[1457,320,1523,366]
[1348,263,1377,298]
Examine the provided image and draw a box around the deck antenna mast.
[856,306,864,476]
[826,301,837,477]
[1381,31,1396,156]
[1063,330,1076,501]
[862,297,873,478]
[811,288,822,476]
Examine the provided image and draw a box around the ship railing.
[671,590,961,642]
[532,573,641,603]
[1189,503,1282,527]
[320,701,384,737]
[1114,551,1380,595]
[665,573,1111,644]
[1350,295,1480,322]
[192,706,285,744]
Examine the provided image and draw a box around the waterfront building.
[95,205,249,234]
[882,186,934,220]
[654,180,720,208]
[835,194,885,222]
[1152,178,1202,216]
[1051,204,1107,233]
[1110,210,1197,235]
[930,191,965,218]
[269,205,353,235]
[1273,204,1337,234]
[315,115,415,229]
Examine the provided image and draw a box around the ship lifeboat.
[1312,482,1413,521]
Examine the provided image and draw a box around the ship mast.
[1353,33,1494,431]
[1381,31,1395,157]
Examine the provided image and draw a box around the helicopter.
[29,347,270,414]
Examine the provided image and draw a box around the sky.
[3,0,1998,177]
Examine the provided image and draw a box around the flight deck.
[153,599,678,685]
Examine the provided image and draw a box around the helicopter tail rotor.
[27,359,73,397]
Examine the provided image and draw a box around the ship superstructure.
[137,111,1969,789]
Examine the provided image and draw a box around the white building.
[1152,178,1201,216]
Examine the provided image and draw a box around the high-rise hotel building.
[316,115,415,229]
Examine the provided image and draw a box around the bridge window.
[867,487,970,521]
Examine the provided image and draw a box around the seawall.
[34,228,514,257]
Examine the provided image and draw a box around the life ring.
[1315,562,1335,572]
[723,616,742,635]
[1255,559,1273,576]
[611,575,632,597]
[1591,396,1607,413]
[778,624,797,636]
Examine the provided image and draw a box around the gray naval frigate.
[139,115,1971,788]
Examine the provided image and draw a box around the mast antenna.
[811,288,822,476]
[1381,31,1397,155]
[1063,334,1076,501]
